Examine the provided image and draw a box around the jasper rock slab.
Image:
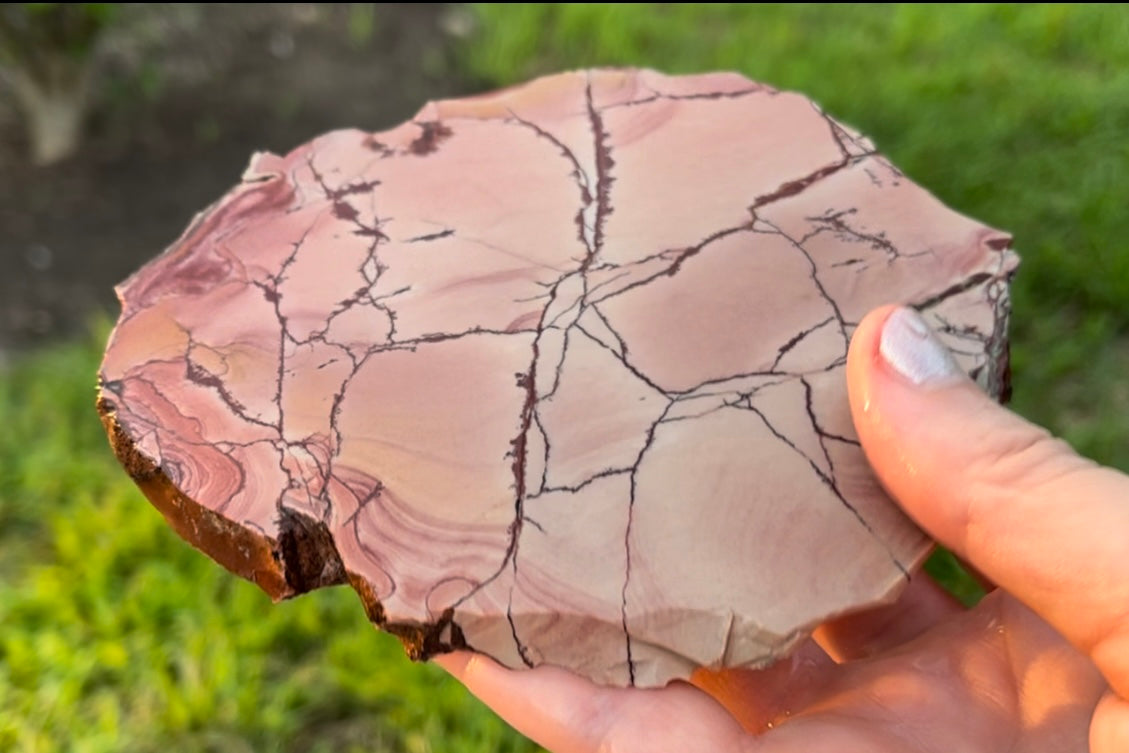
[97,69,1017,688]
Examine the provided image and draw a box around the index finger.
[847,305,1129,698]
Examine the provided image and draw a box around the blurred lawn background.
[2,4,1127,751]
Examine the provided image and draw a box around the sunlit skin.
[437,305,1129,752]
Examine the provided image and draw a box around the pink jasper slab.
[98,69,1017,687]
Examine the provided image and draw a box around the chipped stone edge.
[95,388,469,663]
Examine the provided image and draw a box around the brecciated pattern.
[98,69,1017,687]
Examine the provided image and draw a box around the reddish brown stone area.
[98,69,1017,687]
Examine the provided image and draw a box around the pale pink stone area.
[98,69,1017,688]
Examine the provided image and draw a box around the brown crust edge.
[97,391,294,600]
[96,388,468,661]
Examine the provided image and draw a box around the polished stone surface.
[99,69,1017,687]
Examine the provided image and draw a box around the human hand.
[437,305,1127,752]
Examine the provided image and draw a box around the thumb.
[847,305,1129,699]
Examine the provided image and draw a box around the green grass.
[3,4,1129,750]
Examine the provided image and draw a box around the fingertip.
[848,305,971,421]
[849,304,901,350]
[845,305,898,403]
[846,306,895,452]
[433,650,473,677]
[845,305,991,543]
[1091,692,1129,753]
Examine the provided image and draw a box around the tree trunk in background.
[3,57,92,165]
[0,4,112,165]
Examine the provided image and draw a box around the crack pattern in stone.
[97,69,1018,688]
